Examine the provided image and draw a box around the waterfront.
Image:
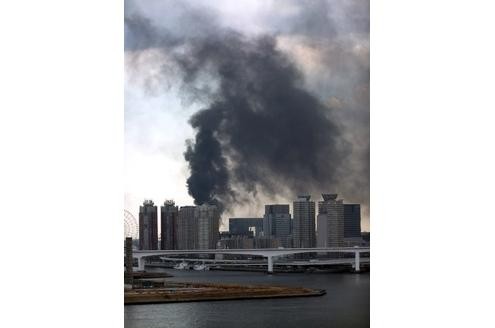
[125,268,369,328]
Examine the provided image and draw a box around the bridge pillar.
[354,252,360,272]
[267,256,274,274]
[137,257,146,271]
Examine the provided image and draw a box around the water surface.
[125,269,369,328]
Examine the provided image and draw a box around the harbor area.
[144,257,370,274]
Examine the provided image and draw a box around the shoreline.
[144,262,369,273]
[124,282,326,305]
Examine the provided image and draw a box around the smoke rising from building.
[125,0,369,229]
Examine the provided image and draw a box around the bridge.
[149,256,370,269]
[132,247,370,273]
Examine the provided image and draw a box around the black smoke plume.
[125,1,365,215]
[180,34,347,211]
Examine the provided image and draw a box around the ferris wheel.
[124,209,139,239]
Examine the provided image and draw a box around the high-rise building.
[229,218,263,237]
[254,236,281,249]
[124,237,133,285]
[316,194,344,247]
[292,195,316,248]
[196,204,220,249]
[160,200,179,250]
[316,212,328,248]
[218,231,282,249]
[344,204,361,238]
[218,232,255,249]
[177,206,197,249]
[139,200,158,250]
[263,204,291,248]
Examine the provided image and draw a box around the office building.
[139,200,158,250]
[229,218,263,237]
[316,194,344,247]
[344,204,361,238]
[219,232,255,249]
[292,195,316,248]
[219,232,282,249]
[254,236,281,249]
[177,206,197,249]
[263,204,291,247]
[160,200,179,250]
[196,204,220,249]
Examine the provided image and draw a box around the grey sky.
[125,0,370,231]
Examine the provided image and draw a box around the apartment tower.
[196,204,220,249]
[139,200,158,250]
[160,200,179,250]
[177,206,197,249]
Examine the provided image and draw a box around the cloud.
[124,0,370,230]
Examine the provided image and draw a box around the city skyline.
[133,193,367,251]
[129,192,368,236]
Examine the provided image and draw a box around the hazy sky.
[125,0,370,231]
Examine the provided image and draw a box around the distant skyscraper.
[139,200,158,250]
[177,206,197,249]
[254,236,281,249]
[293,195,316,248]
[218,232,255,249]
[196,204,220,249]
[344,204,361,238]
[263,204,291,248]
[160,200,178,250]
[316,194,344,247]
[229,218,263,237]
[316,212,328,248]
[361,232,370,244]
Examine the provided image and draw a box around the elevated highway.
[133,247,370,273]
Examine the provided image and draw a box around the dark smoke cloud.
[125,0,369,226]
[179,34,348,210]
[264,0,369,224]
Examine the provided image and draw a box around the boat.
[193,263,209,271]
[173,261,190,270]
